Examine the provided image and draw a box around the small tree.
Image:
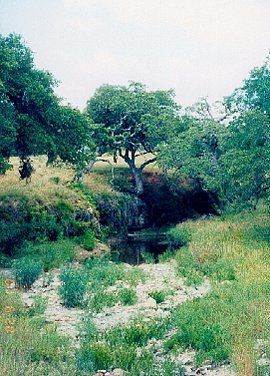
[86,82,180,195]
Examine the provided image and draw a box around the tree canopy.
[0,33,91,177]
[86,82,180,195]
[158,57,270,208]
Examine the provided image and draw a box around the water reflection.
[110,232,168,265]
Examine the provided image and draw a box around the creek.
[109,230,169,265]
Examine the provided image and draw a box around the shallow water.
[110,230,169,265]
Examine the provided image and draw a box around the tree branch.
[139,157,157,171]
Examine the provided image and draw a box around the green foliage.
[105,317,170,348]
[79,229,96,251]
[141,251,155,264]
[219,111,270,207]
[202,258,235,282]
[157,116,226,194]
[76,341,112,372]
[13,257,43,289]
[59,267,87,307]
[86,260,125,289]
[175,247,204,286]
[85,256,144,290]
[22,239,75,271]
[84,257,143,312]
[0,33,92,177]
[158,249,175,262]
[168,297,231,366]
[50,176,61,184]
[148,290,167,304]
[166,226,191,249]
[0,193,93,256]
[0,254,12,267]
[88,290,118,313]
[86,82,180,195]
[118,288,137,305]
[28,295,48,317]
[31,326,70,363]
[0,279,74,375]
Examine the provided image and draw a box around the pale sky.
[0,0,270,109]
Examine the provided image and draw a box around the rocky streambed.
[12,260,235,376]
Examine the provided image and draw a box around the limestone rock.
[112,369,126,376]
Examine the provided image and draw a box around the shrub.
[0,254,12,267]
[13,257,43,289]
[141,251,155,264]
[88,290,118,313]
[148,290,166,304]
[80,229,96,251]
[158,249,175,262]
[86,260,126,290]
[76,342,112,372]
[168,296,231,366]
[202,258,235,282]
[166,226,191,250]
[59,267,87,307]
[22,239,75,271]
[118,288,137,305]
[28,295,48,317]
[105,318,170,348]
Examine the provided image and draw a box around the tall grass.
[172,203,270,375]
[0,278,74,375]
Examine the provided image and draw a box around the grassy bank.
[171,203,270,375]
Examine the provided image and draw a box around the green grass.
[148,290,168,304]
[76,315,185,375]
[21,239,76,271]
[169,203,270,375]
[84,257,144,312]
[0,278,75,376]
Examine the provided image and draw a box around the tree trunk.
[73,159,96,183]
[132,167,144,196]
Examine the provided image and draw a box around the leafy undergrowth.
[0,157,99,266]
[0,278,77,376]
[170,203,270,375]
[77,314,185,375]
[59,256,145,311]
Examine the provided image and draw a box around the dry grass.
[0,153,159,198]
[0,156,76,204]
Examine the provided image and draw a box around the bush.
[118,288,137,305]
[168,296,231,366]
[13,257,43,289]
[86,259,126,290]
[166,226,191,249]
[28,295,48,317]
[59,267,87,307]
[21,239,75,271]
[31,326,70,363]
[80,229,96,251]
[0,254,12,267]
[141,251,155,264]
[76,342,112,372]
[148,290,166,304]
[88,290,118,313]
